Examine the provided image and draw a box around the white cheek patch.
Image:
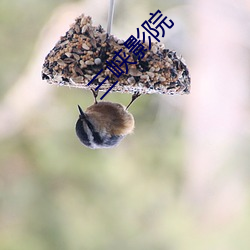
[83,122,95,146]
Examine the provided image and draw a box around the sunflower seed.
[82,43,90,50]
[85,60,94,65]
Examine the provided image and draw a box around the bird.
[75,90,140,149]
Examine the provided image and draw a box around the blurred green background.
[1,0,250,249]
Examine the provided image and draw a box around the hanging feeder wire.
[107,0,115,35]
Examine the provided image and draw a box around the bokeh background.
[1,0,250,249]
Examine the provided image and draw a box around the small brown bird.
[75,90,140,149]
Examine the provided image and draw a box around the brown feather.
[85,102,134,135]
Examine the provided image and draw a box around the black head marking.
[78,105,86,118]
[76,105,103,148]
[75,118,92,147]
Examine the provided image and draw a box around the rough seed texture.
[42,14,190,95]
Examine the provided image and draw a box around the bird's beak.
[77,105,86,119]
